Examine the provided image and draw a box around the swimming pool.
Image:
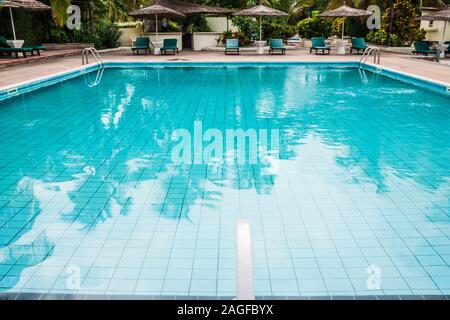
[0,64,449,298]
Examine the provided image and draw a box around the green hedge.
[297,17,332,39]
[0,10,52,45]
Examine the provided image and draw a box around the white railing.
[359,46,381,67]
[236,219,255,300]
[81,47,103,66]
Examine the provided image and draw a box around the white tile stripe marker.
[236,219,255,300]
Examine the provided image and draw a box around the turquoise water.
[0,65,449,297]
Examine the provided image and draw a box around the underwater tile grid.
[0,65,449,297]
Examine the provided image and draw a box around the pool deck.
[0,48,449,88]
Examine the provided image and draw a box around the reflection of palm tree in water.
[0,177,40,250]
[2,66,449,240]
[0,235,54,291]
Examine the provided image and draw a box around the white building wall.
[420,9,450,42]
[205,17,237,33]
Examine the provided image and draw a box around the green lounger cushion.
[161,38,178,50]
[270,39,285,49]
[413,41,436,55]
[311,37,330,49]
[0,36,34,52]
[310,37,330,54]
[0,47,33,52]
[226,39,239,49]
[351,37,368,49]
[132,37,150,54]
[269,39,286,54]
[225,39,239,54]
[132,37,150,48]
[31,45,46,50]
[0,36,35,57]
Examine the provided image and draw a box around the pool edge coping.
[1,291,449,300]
[1,60,449,102]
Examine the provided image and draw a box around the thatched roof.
[129,4,186,19]
[153,0,234,16]
[233,5,288,17]
[0,0,50,10]
[418,8,450,21]
[319,5,371,17]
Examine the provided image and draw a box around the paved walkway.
[1,48,449,88]
[0,49,82,70]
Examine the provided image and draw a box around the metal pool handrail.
[236,219,255,300]
[84,67,104,88]
[359,46,381,67]
[81,47,103,66]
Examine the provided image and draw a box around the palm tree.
[49,0,71,27]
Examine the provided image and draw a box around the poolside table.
[6,40,24,48]
[255,40,265,54]
[432,43,449,58]
[152,41,163,55]
[336,39,348,55]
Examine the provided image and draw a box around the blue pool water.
[0,65,449,297]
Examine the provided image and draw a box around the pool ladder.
[359,46,381,68]
[84,67,104,87]
[81,47,103,66]
[81,47,104,87]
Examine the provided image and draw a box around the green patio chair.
[161,38,178,55]
[0,36,34,58]
[350,37,368,54]
[131,37,150,55]
[225,39,239,55]
[412,41,436,56]
[310,37,331,55]
[269,39,286,55]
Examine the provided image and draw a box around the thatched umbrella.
[129,4,186,40]
[233,5,288,41]
[319,2,371,40]
[155,0,234,16]
[417,8,450,43]
[1,0,50,40]
[152,0,234,32]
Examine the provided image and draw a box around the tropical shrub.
[366,29,388,45]
[74,28,99,45]
[220,31,253,46]
[382,0,425,46]
[161,20,182,32]
[332,18,343,37]
[50,28,71,43]
[297,17,332,39]
[220,30,234,44]
[332,17,369,38]
[94,20,122,49]
[116,21,141,28]
[231,16,259,42]
[262,19,297,40]
[390,34,403,47]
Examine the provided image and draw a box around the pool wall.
[0,61,449,102]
